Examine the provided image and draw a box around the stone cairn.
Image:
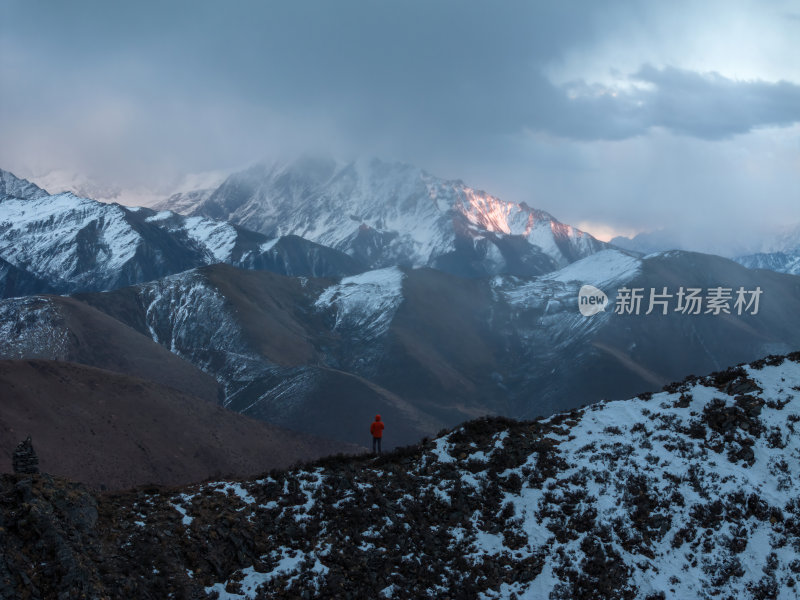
[12,436,39,475]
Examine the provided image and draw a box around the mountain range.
[1,159,799,598]
[0,169,361,297]
[2,163,800,451]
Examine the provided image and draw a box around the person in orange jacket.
[370,415,384,455]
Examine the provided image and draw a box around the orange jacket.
[370,415,384,438]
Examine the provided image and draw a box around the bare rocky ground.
[2,352,799,599]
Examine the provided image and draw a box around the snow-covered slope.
[0,296,70,359]
[0,192,146,291]
[177,157,607,277]
[153,187,217,214]
[9,352,798,599]
[315,267,405,341]
[540,247,642,286]
[131,269,272,401]
[0,170,363,296]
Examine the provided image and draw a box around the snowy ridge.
[96,352,800,599]
[0,168,50,201]
[490,249,641,332]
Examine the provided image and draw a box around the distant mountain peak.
[171,156,607,277]
[0,169,50,201]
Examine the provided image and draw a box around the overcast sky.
[1,0,798,252]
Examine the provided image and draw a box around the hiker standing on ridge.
[370,415,384,455]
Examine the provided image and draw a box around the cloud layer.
[1,0,798,253]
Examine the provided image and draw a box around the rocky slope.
[0,360,360,490]
[171,157,607,277]
[0,257,52,298]
[72,250,800,447]
[2,352,798,599]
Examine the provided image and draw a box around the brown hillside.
[0,360,361,490]
[1,295,221,403]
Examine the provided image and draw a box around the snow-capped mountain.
[171,157,607,277]
[735,250,800,276]
[62,248,800,446]
[735,223,800,276]
[0,170,362,296]
[153,187,217,214]
[5,352,799,599]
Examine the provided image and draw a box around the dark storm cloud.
[2,1,797,168]
[0,0,609,176]
[526,66,800,141]
[631,66,800,139]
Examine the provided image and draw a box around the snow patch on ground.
[205,550,329,600]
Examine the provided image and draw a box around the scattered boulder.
[12,436,38,475]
